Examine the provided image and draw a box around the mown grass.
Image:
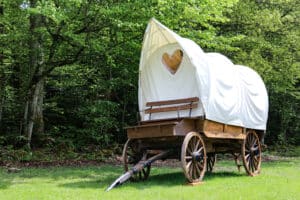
[0,156,299,200]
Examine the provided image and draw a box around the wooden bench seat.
[144,97,199,120]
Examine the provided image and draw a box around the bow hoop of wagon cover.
[138,18,268,130]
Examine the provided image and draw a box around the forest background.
[0,0,299,161]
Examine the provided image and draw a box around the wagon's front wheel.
[181,132,207,183]
[242,130,262,176]
[123,139,151,181]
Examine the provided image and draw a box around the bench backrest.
[144,97,199,120]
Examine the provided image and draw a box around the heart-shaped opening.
[162,49,183,74]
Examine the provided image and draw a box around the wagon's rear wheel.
[242,130,262,176]
[206,153,216,172]
[181,132,207,183]
[122,139,151,181]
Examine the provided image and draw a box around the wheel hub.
[191,152,202,162]
[250,146,259,156]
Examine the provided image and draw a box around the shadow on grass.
[57,171,185,190]
[205,171,244,180]
[58,170,246,190]
[0,179,12,189]
[59,180,104,189]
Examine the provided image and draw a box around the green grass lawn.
[0,157,299,200]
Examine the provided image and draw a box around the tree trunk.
[0,71,4,129]
[25,0,45,148]
[26,58,45,149]
[0,89,3,129]
[27,77,44,130]
[36,77,44,135]
[0,1,4,129]
[21,101,29,135]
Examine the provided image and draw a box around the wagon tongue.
[106,150,171,191]
[105,171,132,192]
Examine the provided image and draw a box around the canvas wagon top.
[138,18,268,130]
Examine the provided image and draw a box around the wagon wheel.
[206,153,216,172]
[122,139,151,181]
[241,130,262,176]
[181,132,207,183]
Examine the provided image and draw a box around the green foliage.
[76,100,119,147]
[152,0,240,50]
[0,0,299,152]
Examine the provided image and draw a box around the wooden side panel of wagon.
[126,118,246,140]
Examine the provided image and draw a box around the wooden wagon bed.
[127,118,245,140]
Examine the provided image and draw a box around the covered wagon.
[107,18,268,191]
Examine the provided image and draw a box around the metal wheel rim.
[242,130,262,176]
[122,139,151,181]
[181,132,207,183]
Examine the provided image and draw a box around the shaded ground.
[1,152,296,170]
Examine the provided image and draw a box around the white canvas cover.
[138,18,269,130]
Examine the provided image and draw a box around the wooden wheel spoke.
[185,156,192,160]
[192,137,198,149]
[186,161,192,170]
[190,137,197,152]
[194,164,199,179]
[246,158,251,168]
[248,159,252,172]
[249,134,255,145]
[247,134,256,148]
[196,147,203,154]
[197,161,204,171]
[190,164,195,179]
[250,158,256,172]
[246,142,251,150]
[245,146,250,152]
[252,137,257,146]
[253,156,259,167]
[245,153,250,160]
[187,145,193,155]
[189,163,194,177]
[247,139,253,149]
[186,161,193,169]
[194,140,200,152]
[252,145,259,153]
[195,163,201,178]
[250,158,254,172]
[189,138,195,151]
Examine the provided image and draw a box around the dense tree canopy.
[0,0,299,152]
